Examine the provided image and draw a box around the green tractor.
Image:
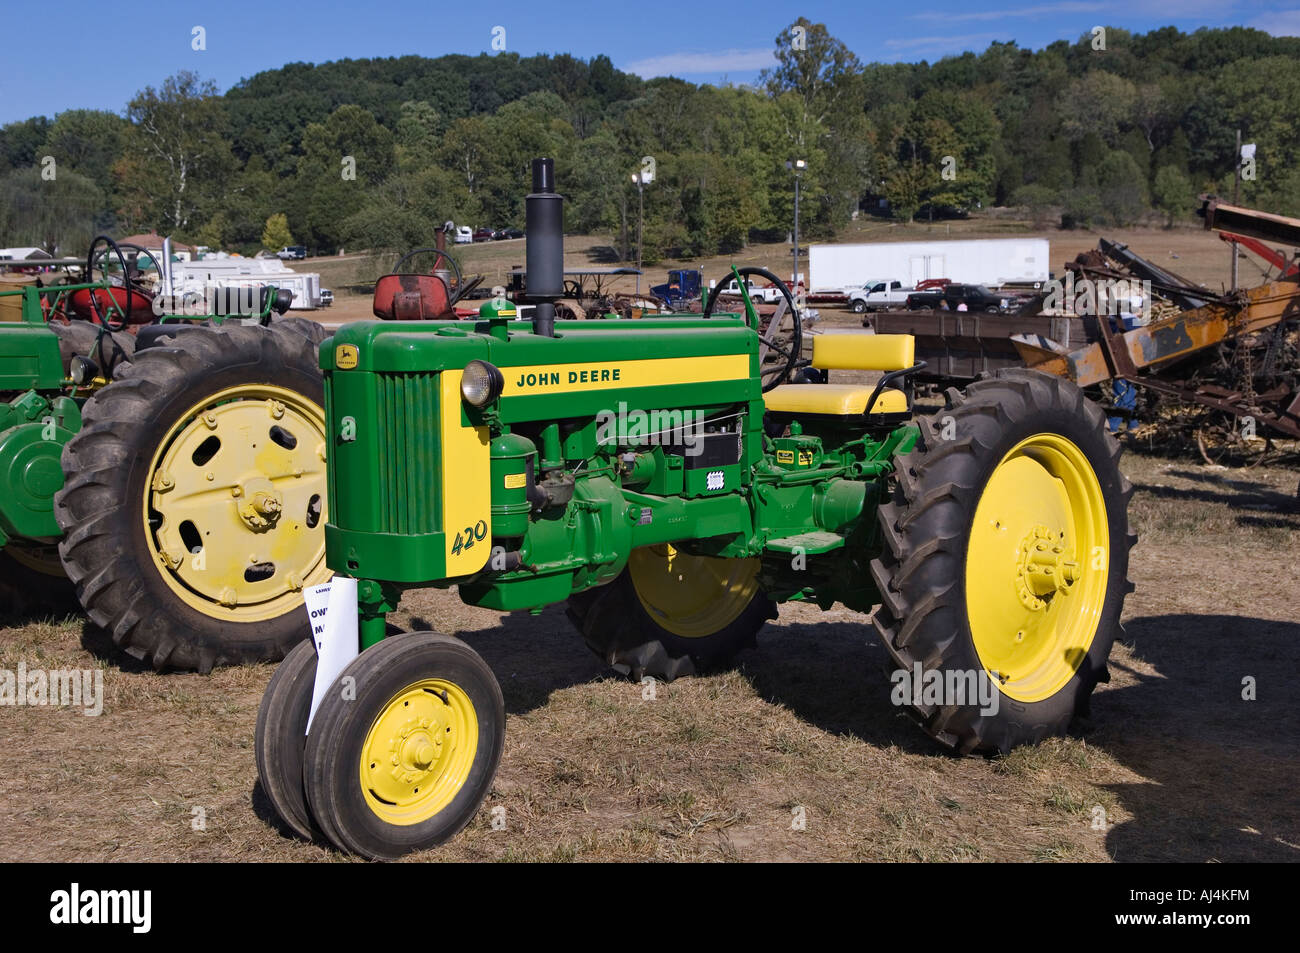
[0,236,331,671]
[257,160,1134,858]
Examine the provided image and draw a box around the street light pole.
[637,176,644,295]
[786,158,807,291]
[631,169,652,295]
[1231,128,1241,292]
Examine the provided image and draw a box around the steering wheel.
[393,247,464,302]
[703,266,803,391]
[86,235,133,331]
[114,242,165,281]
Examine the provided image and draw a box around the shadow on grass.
[1094,613,1300,862]
[410,605,607,716]
[1133,478,1294,517]
[582,245,624,265]
[449,601,1300,861]
[76,621,155,674]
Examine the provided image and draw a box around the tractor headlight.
[461,360,504,407]
[70,355,99,386]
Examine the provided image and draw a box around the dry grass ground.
[1,448,1296,863]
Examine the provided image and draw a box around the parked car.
[473,227,495,243]
[493,227,525,240]
[277,245,306,260]
[452,226,473,244]
[319,289,334,307]
[905,283,1010,313]
[847,279,910,313]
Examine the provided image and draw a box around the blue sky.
[2,0,1298,124]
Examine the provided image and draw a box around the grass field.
[2,448,1296,862]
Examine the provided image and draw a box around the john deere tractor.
[257,159,1134,859]
[0,236,331,671]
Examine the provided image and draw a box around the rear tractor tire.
[272,316,330,348]
[567,543,777,681]
[54,324,330,672]
[871,369,1135,754]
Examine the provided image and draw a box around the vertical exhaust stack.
[525,157,563,337]
[161,236,174,295]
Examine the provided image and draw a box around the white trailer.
[809,238,1051,294]
[167,256,324,310]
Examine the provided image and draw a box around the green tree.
[293,105,396,252]
[1058,71,1138,147]
[1010,183,1060,228]
[1096,151,1148,226]
[194,211,230,250]
[0,116,52,172]
[0,167,104,254]
[41,109,128,193]
[882,158,932,223]
[1152,165,1193,226]
[116,71,234,232]
[262,213,293,250]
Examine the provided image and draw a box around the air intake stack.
[525,157,563,337]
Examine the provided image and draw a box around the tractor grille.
[374,372,440,535]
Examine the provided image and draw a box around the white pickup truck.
[847,279,910,313]
[713,276,787,304]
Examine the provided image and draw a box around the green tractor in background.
[0,236,331,671]
[256,159,1135,858]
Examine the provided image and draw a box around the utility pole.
[786,158,807,289]
[1232,128,1241,292]
[631,167,653,295]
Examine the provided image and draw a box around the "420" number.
[450,519,488,556]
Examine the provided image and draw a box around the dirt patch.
[0,450,1295,862]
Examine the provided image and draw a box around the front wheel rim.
[359,678,479,826]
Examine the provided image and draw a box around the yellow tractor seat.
[764,333,917,417]
[806,333,915,371]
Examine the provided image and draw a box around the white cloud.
[912,3,1108,23]
[622,49,775,78]
[1247,10,1300,35]
[884,32,1004,52]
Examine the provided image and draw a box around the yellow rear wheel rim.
[628,543,760,639]
[143,383,330,622]
[965,433,1109,704]
[360,679,479,826]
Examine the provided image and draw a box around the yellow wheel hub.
[627,543,760,639]
[965,433,1109,704]
[360,678,479,826]
[144,384,330,622]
